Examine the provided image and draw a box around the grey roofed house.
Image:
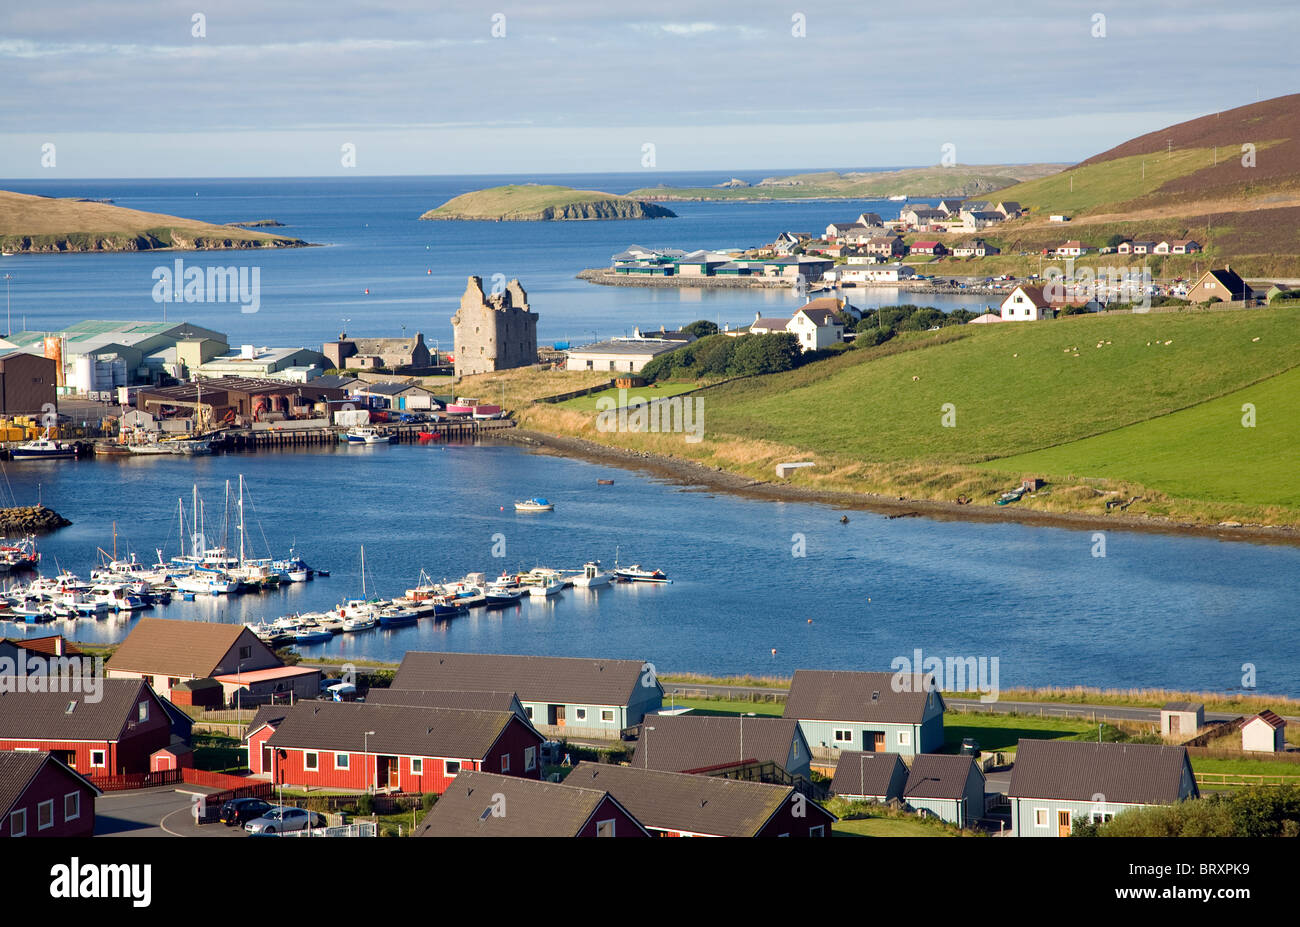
[569,340,680,357]
[564,762,835,837]
[0,678,168,741]
[413,770,650,837]
[0,751,101,817]
[904,753,981,800]
[264,701,520,758]
[1162,701,1203,713]
[966,211,1004,221]
[830,751,907,801]
[363,687,529,722]
[310,374,364,391]
[632,714,812,778]
[1007,740,1198,805]
[962,201,991,212]
[244,703,292,738]
[390,651,663,727]
[784,670,938,724]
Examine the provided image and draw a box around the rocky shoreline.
[498,429,1300,547]
[0,505,71,535]
[577,269,794,289]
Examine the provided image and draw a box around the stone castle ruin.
[450,276,538,377]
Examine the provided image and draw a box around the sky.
[1,0,1297,178]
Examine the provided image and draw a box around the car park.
[220,797,274,827]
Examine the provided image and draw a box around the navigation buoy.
[770,648,777,656]
[499,506,504,512]
[806,618,812,624]
[427,269,432,274]
[364,288,370,295]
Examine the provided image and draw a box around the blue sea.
[0,173,990,348]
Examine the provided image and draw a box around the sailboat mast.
[238,475,246,567]
[361,546,366,598]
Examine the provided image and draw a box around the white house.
[967,312,1003,324]
[1056,240,1086,257]
[787,307,843,352]
[1241,711,1286,753]
[1000,285,1054,321]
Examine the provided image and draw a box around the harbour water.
[1,441,1296,696]
[0,173,991,347]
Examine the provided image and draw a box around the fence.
[89,769,182,792]
[193,782,275,824]
[1195,772,1300,788]
[278,821,378,838]
[274,791,427,815]
[534,379,617,404]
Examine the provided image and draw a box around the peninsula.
[0,190,307,253]
[419,184,677,221]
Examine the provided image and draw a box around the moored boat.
[612,564,671,584]
[571,561,612,588]
[514,498,554,512]
[11,428,77,460]
[345,426,393,444]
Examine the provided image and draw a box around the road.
[95,786,246,838]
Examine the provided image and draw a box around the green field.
[664,698,786,717]
[986,365,1300,507]
[833,816,948,837]
[558,381,704,412]
[704,307,1298,468]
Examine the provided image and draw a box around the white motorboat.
[514,498,554,512]
[342,614,377,632]
[11,428,77,460]
[571,561,612,588]
[612,563,671,584]
[527,576,563,598]
[345,426,393,444]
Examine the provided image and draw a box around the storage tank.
[42,337,65,387]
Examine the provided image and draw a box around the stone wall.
[451,276,539,377]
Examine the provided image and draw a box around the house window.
[524,746,536,771]
[575,708,587,722]
[37,800,54,831]
[1034,808,1049,827]
[601,709,615,723]
[411,758,423,775]
[596,819,615,837]
[10,809,26,837]
[833,729,854,743]
[239,646,252,660]
[64,793,80,821]
[810,825,825,837]
[501,754,511,774]
[898,731,911,746]
[444,760,460,777]
[304,751,318,770]
[1091,811,1114,823]
[167,677,180,688]
[90,750,105,769]
[334,753,349,770]
[525,706,534,720]
[138,701,149,723]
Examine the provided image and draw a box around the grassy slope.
[704,309,1297,466]
[0,189,303,248]
[984,365,1300,508]
[420,184,666,219]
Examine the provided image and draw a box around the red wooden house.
[0,679,173,777]
[0,751,102,838]
[257,701,544,793]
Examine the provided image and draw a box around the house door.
[870,732,885,752]
[549,705,566,727]
[1169,715,1181,735]
[377,756,397,788]
[262,745,272,773]
[1057,810,1072,837]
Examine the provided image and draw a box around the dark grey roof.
[414,771,647,837]
[1007,740,1196,805]
[783,670,939,724]
[244,704,292,739]
[0,751,100,817]
[632,715,802,773]
[265,701,526,758]
[566,341,680,357]
[364,688,525,718]
[565,763,830,837]
[1162,702,1203,713]
[356,381,431,396]
[904,754,981,801]
[392,652,654,707]
[0,679,159,742]
[311,375,361,390]
[830,751,906,797]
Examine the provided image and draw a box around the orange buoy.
[364,288,370,295]
[770,648,777,656]
[806,619,812,624]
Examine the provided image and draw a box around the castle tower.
[450,276,539,377]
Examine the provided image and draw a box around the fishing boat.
[0,537,40,573]
[428,594,468,619]
[292,624,333,644]
[166,438,214,456]
[10,428,77,460]
[273,549,312,583]
[485,579,525,606]
[342,614,377,632]
[596,479,614,485]
[527,575,563,598]
[996,487,1027,506]
[514,498,554,513]
[345,426,393,444]
[571,561,612,588]
[445,397,502,419]
[378,605,419,626]
[612,564,671,584]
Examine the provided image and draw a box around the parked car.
[244,806,325,835]
[220,797,273,827]
[960,738,982,757]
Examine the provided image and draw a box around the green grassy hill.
[419,184,676,221]
[0,190,306,252]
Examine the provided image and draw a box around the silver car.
[244,806,323,835]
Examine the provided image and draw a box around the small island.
[0,190,308,253]
[420,184,677,221]
[0,505,71,534]
[223,219,286,228]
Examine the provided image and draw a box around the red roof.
[1242,710,1285,730]
[913,241,941,248]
